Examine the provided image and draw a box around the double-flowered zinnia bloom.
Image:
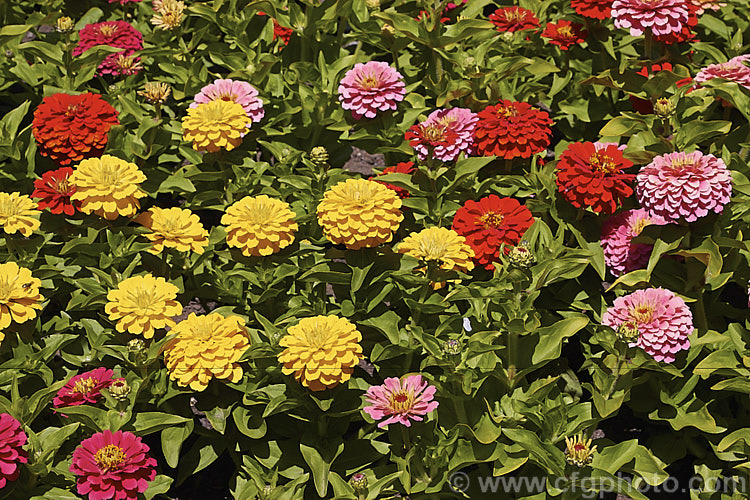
[397,227,475,273]
[690,0,725,14]
[488,6,539,32]
[571,0,613,19]
[364,375,439,428]
[53,367,118,408]
[541,20,587,50]
[0,262,44,342]
[600,209,668,277]
[452,195,534,270]
[73,21,143,76]
[191,79,265,128]
[182,100,248,153]
[70,430,157,500]
[405,108,477,162]
[69,155,147,220]
[32,167,78,215]
[222,195,298,256]
[371,162,415,199]
[0,414,27,489]
[0,192,40,237]
[474,100,552,159]
[163,312,250,391]
[317,179,403,249]
[636,151,732,222]
[611,0,689,37]
[105,274,182,338]
[338,61,406,120]
[278,315,363,391]
[135,207,209,254]
[602,288,693,363]
[555,142,635,214]
[32,92,119,166]
[695,55,750,91]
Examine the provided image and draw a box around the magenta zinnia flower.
[611,0,689,37]
[70,430,157,500]
[338,61,406,120]
[0,414,27,489]
[406,108,477,162]
[602,288,693,363]
[636,151,732,223]
[191,78,265,127]
[53,367,117,408]
[72,21,143,76]
[694,56,750,91]
[364,375,439,428]
[600,209,668,277]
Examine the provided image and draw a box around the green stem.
[400,425,412,454]
[644,29,653,60]
[452,397,469,425]
[603,353,625,400]
[503,159,513,174]
[64,32,72,90]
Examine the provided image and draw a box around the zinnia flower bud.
[138,82,171,104]
[349,473,368,493]
[108,379,131,402]
[654,97,676,118]
[443,339,462,355]
[57,16,74,33]
[508,243,534,268]
[310,146,329,166]
[616,321,639,343]
[565,433,597,467]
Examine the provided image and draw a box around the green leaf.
[132,412,191,435]
[531,316,589,365]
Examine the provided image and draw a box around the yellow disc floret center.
[479,211,504,229]
[94,445,127,472]
[589,152,617,173]
[631,304,654,323]
[72,377,97,394]
[99,25,118,36]
[389,391,414,413]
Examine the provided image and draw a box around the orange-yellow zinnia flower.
[0,262,44,341]
[221,195,298,256]
[105,274,182,338]
[182,100,247,153]
[69,155,147,220]
[134,207,209,254]
[397,227,475,272]
[0,193,40,237]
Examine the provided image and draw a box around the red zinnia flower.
[70,430,157,500]
[474,100,553,159]
[0,414,27,489]
[571,0,613,19]
[555,142,635,214]
[32,167,78,215]
[32,93,119,166]
[452,195,534,269]
[258,12,292,45]
[489,6,539,32]
[72,21,143,76]
[405,122,461,160]
[371,162,415,199]
[541,20,587,50]
[53,367,117,408]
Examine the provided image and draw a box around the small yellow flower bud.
[310,146,329,166]
[365,0,380,9]
[616,321,639,343]
[349,473,368,494]
[138,82,172,104]
[565,433,597,467]
[109,379,131,402]
[56,17,74,33]
[508,243,534,268]
[654,97,676,118]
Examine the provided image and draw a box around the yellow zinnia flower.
[0,262,44,341]
[397,227,475,272]
[316,179,403,250]
[278,315,363,391]
[134,207,209,255]
[105,274,182,338]
[69,155,147,220]
[0,192,41,237]
[163,312,250,391]
[221,195,298,256]
[152,0,185,31]
[182,100,247,153]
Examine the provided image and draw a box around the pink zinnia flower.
[694,55,750,90]
[70,430,157,500]
[406,108,477,161]
[602,288,693,363]
[108,0,142,4]
[600,209,668,277]
[338,61,406,120]
[191,79,265,127]
[0,414,27,489]
[364,375,439,428]
[636,151,732,223]
[53,367,118,408]
[73,21,143,76]
[611,0,689,37]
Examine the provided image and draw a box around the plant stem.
[504,159,513,174]
[603,353,625,400]
[644,29,653,60]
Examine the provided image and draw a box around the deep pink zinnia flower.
[53,367,117,408]
[636,151,732,223]
[611,0,689,37]
[338,61,406,120]
[406,108,477,161]
[602,288,693,363]
[191,79,265,127]
[364,375,439,428]
[694,55,750,91]
[600,209,668,277]
[73,21,143,76]
[0,414,27,489]
[70,430,157,500]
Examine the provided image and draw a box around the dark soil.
[342,146,385,176]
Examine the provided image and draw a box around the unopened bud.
[310,146,329,166]
[443,339,461,356]
[349,473,368,494]
[616,321,639,343]
[128,338,146,353]
[258,485,273,499]
[109,379,131,402]
[365,0,380,9]
[508,243,534,268]
[382,24,395,36]
[654,97,676,118]
[56,17,74,33]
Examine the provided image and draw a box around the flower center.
[479,211,504,229]
[357,73,381,90]
[191,321,214,340]
[304,321,330,347]
[94,445,127,472]
[558,26,573,37]
[574,443,586,451]
[244,199,278,224]
[64,104,79,118]
[421,123,448,143]
[389,391,414,413]
[503,9,524,23]
[630,217,651,236]
[72,377,97,394]
[98,164,121,186]
[417,233,450,261]
[220,93,239,102]
[588,152,617,173]
[49,177,71,195]
[630,305,654,323]
[666,155,699,174]
[496,105,518,119]
[99,25,118,36]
